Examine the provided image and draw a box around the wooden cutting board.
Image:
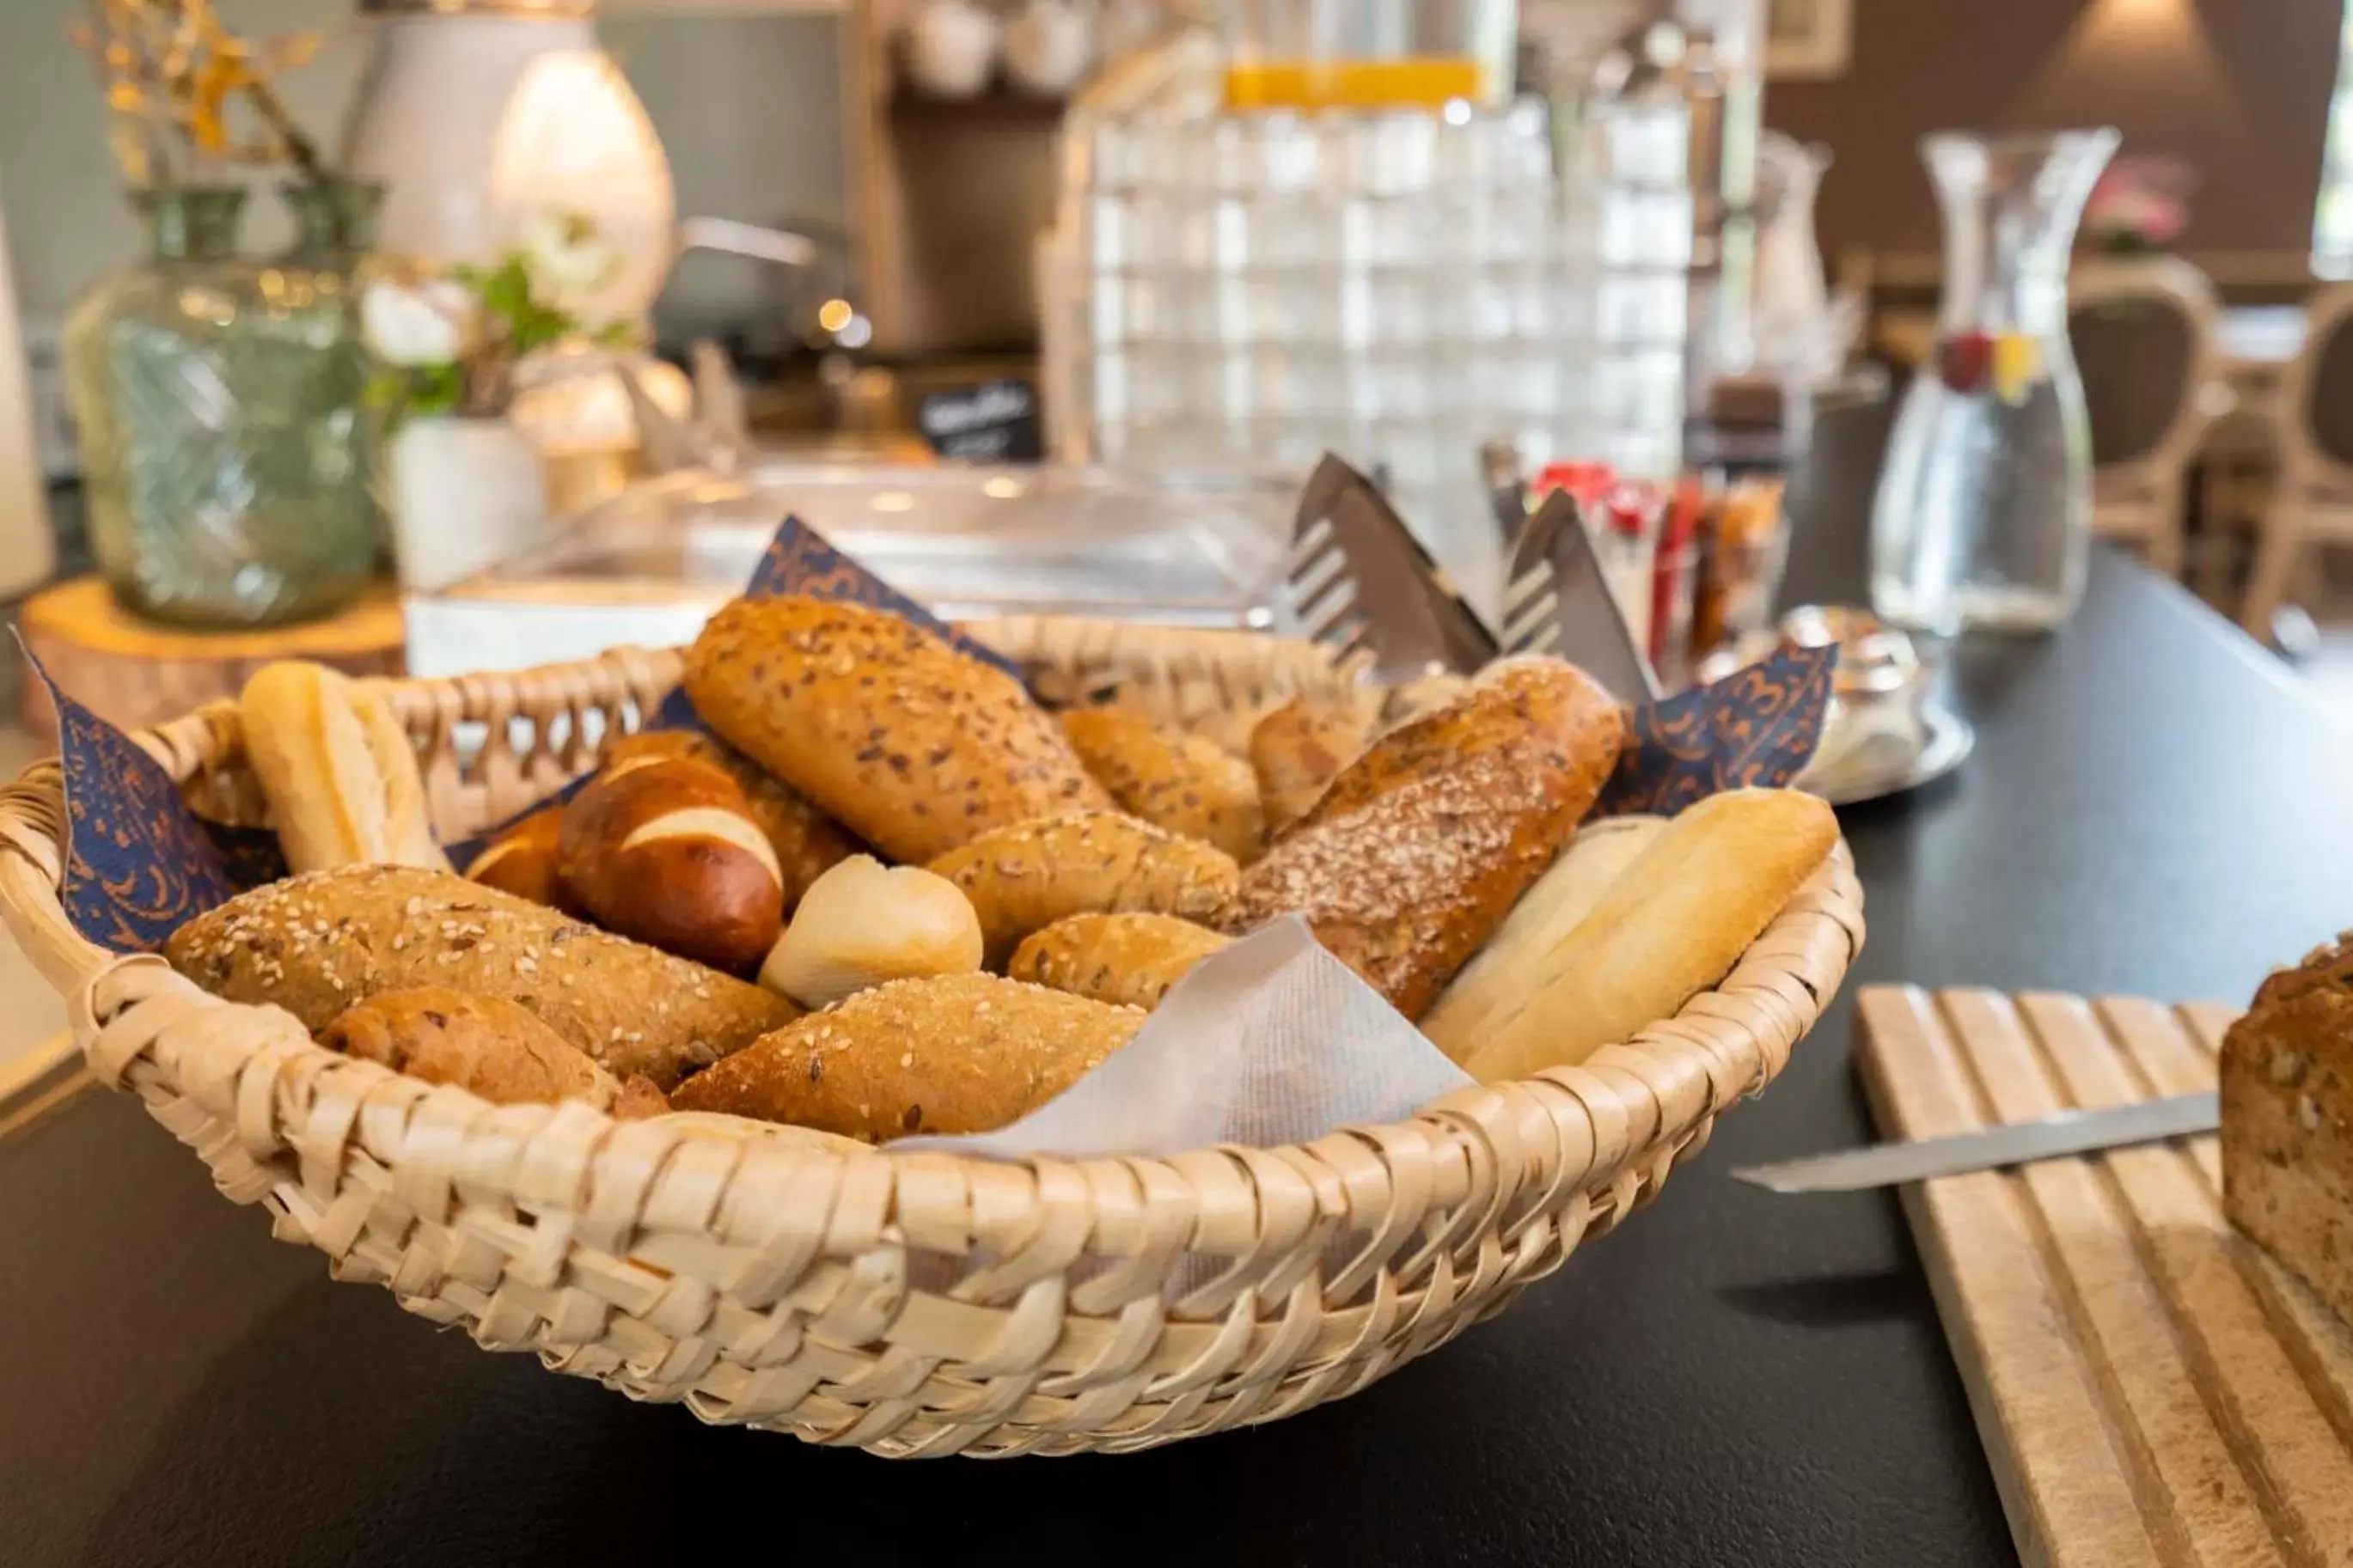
[1855,985,2353,1568]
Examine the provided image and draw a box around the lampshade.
[349,13,676,321]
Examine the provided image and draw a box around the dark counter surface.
[9,552,2353,1566]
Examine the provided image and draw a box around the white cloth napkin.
[901,917,1475,1161]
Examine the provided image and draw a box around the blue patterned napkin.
[1598,644,1837,817]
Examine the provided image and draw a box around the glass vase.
[63,183,385,628]
[1868,129,2118,634]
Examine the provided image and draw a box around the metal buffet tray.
[402,461,1297,678]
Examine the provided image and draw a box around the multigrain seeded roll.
[1222,664,1626,1020]
[321,987,620,1107]
[1059,706,1266,863]
[681,596,1109,863]
[669,973,1145,1140]
[1008,912,1232,1010]
[164,865,795,1089]
[925,808,1241,967]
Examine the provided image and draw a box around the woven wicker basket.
[0,618,1862,1458]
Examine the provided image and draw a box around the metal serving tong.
[1286,454,1499,680]
[1499,487,1661,702]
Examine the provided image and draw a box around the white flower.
[361,279,476,368]
[522,210,619,297]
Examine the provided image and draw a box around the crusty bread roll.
[1289,656,1615,837]
[165,865,796,1089]
[558,754,784,973]
[1224,660,1625,1020]
[239,661,448,875]
[1060,707,1266,863]
[1450,789,1839,1080]
[1249,698,1368,834]
[463,805,568,910]
[1008,912,1231,1010]
[1425,815,1665,1036]
[669,973,1144,1141]
[759,854,983,1009]
[322,987,620,1107]
[682,596,1109,863]
[926,808,1241,967]
[606,729,858,912]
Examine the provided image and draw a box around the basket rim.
[0,628,1863,1258]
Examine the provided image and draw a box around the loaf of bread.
[1060,707,1266,863]
[759,854,983,1009]
[165,865,795,1089]
[1249,698,1368,834]
[1449,789,1838,1080]
[926,808,1241,966]
[682,596,1109,863]
[462,805,568,910]
[1223,662,1625,1019]
[1289,657,1619,837]
[322,987,620,1107]
[558,753,784,973]
[2222,937,2353,1329]
[239,661,448,875]
[1008,912,1231,1010]
[605,728,857,912]
[669,973,1144,1141]
[1425,815,1665,1035]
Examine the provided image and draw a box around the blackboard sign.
[916,378,1044,462]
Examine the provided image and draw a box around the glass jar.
[63,183,385,628]
[1868,130,2118,635]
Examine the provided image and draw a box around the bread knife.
[1729,1091,2219,1193]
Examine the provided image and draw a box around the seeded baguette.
[682,596,1109,864]
[1249,698,1368,834]
[1223,662,1625,1019]
[165,865,796,1089]
[670,973,1143,1141]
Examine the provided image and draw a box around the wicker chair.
[2067,257,2222,579]
[2243,284,2353,637]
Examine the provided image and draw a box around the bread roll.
[463,805,568,910]
[165,865,795,1089]
[760,854,984,1008]
[239,661,448,875]
[322,987,620,1107]
[1249,698,1368,834]
[558,754,784,973]
[1060,707,1266,863]
[1425,815,1665,1036]
[1224,662,1625,1019]
[1009,912,1231,1010]
[671,973,1142,1141]
[606,729,857,912]
[682,596,1109,863]
[614,1076,673,1120]
[1451,789,1838,1080]
[1290,657,1617,837]
[926,808,1241,966]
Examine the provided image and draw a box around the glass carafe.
[1869,129,2117,634]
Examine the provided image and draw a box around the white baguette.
[239,661,448,875]
[1444,788,1837,1082]
[1421,814,1665,1058]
